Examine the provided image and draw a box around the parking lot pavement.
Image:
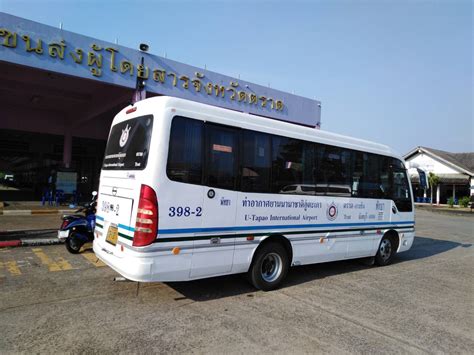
[0,209,472,354]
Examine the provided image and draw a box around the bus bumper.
[93,239,193,282]
[93,239,154,282]
[397,231,415,253]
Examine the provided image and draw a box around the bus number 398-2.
[168,206,202,217]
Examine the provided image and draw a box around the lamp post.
[132,43,149,104]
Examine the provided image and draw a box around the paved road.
[0,209,472,354]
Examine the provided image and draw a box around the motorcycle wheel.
[65,234,83,254]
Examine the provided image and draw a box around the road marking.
[81,252,106,267]
[0,261,22,276]
[32,248,69,272]
[56,257,73,271]
[5,260,22,275]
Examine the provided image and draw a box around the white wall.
[407,152,459,174]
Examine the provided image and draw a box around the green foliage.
[428,172,439,188]
[428,172,439,204]
[0,172,5,179]
[447,197,455,207]
[459,196,470,208]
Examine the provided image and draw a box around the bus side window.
[379,156,392,199]
[205,124,239,191]
[360,153,381,198]
[167,116,203,185]
[352,152,363,197]
[391,165,413,212]
[271,137,315,194]
[241,131,271,193]
[316,146,352,197]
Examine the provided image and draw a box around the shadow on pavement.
[396,236,471,262]
[165,235,470,302]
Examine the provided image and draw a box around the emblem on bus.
[326,202,338,221]
[119,124,131,147]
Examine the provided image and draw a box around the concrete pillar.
[436,185,441,205]
[63,129,72,168]
[471,177,474,196]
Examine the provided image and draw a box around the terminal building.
[404,146,474,204]
[0,12,321,201]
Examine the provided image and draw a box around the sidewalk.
[0,211,63,247]
[0,201,76,216]
[0,201,78,247]
[415,203,473,216]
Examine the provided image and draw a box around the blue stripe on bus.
[96,215,414,236]
[95,216,134,233]
[119,224,135,232]
[157,220,415,235]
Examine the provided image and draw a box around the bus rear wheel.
[249,242,289,291]
[375,234,396,266]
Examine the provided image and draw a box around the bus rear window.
[102,115,153,170]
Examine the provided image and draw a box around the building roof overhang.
[0,12,321,128]
[404,146,474,177]
[410,173,470,185]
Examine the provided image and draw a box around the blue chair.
[55,189,65,206]
[41,187,54,206]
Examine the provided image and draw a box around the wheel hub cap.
[261,252,283,282]
[380,239,392,261]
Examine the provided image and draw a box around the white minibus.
[93,96,415,290]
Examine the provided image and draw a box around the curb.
[0,228,57,234]
[415,205,473,216]
[0,237,62,248]
[0,240,21,247]
[0,229,61,248]
[0,209,71,216]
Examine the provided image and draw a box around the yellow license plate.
[106,225,118,245]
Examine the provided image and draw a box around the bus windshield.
[102,115,153,170]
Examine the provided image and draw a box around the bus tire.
[375,234,396,266]
[249,242,289,291]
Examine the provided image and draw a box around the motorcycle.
[58,191,97,254]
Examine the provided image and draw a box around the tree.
[428,172,440,204]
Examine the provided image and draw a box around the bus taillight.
[133,184,158,247]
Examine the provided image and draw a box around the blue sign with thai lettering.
[0,12,321,127]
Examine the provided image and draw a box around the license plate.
[106,224,118,246]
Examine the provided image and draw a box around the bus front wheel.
[375,234,397,266]
[249,242,289,291]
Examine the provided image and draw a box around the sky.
[1,0,472,155]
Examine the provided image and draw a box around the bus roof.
[120,96,402,161]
